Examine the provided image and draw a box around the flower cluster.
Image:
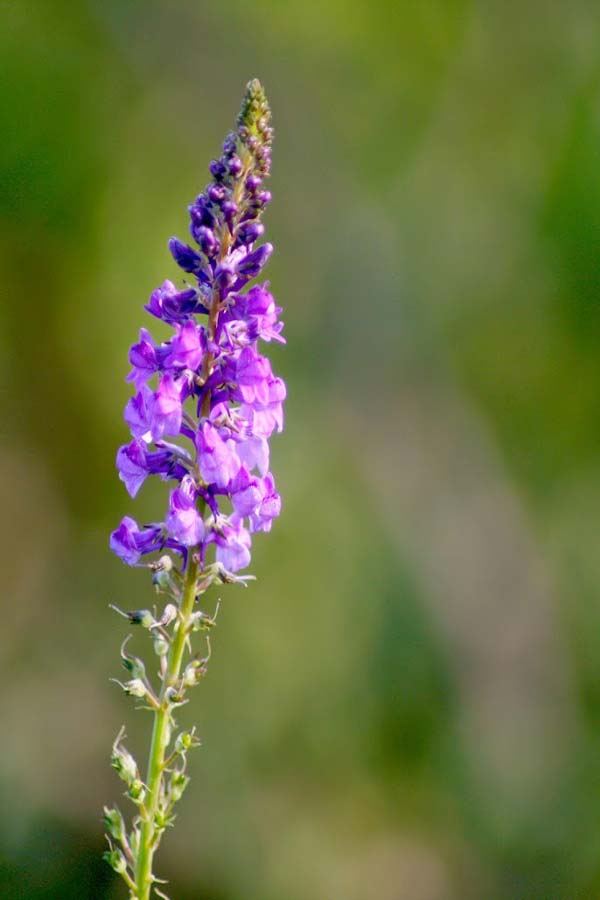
[110,79,284,575]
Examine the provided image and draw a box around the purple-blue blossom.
[111,79,284,574]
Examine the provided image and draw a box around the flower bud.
[153,632,169,657]
[245,174,262,193]
[111,730,138,785]
[109,604,155,628]
[153,807,172,830]
[175,730,201,753]
[151,555,176,594]
[103,806,125,842]
[190,610,217,631]
[189,197,215,230]
[129,826,140,856]
[237,242,273,278]
[222,200,238,227]
[128,609,155,627]
[228,155,243,177]
[169,771,190,803]
[195,225,219,258]
[155,603,178,628]
[120,637,146,680]
[237,221,265,246]
[103,847,128,875]
[111,746,138,784]
[129,778,146,804]
[168,237,204,274]
[222,133,236,154]
[215,265,236,295]
[208,184,226,203]
[124,678,147,698]
[209,159,226,180]
[183,658,207,686]
[165,685,186,705]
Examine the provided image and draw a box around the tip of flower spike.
[236,80,273,174]
[237,79,270,132]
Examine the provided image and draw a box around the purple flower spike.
[111,79,284,574]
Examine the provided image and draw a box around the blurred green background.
[2,1,600,897]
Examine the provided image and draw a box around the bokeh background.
[2,1,600,897]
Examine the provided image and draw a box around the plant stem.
[134,550,200,900]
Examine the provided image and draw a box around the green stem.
[134,550,200,900]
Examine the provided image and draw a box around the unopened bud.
[103,806,125,842]
[165,685,186,704]
[237,242,272,278]
[222,199,238,223]
[103,848,128,875]
[228,155,243,177]
[153,633,169,657]
[129,826,140,856]
[128,609,154,627]
[196,225,219,258]
[129,778,146,804]
[151,555,175,593]
[111,730,138,785]
[208,184,226,203]
[120,637,146,680]
[176,729,201,754]
[154,603,178,629]
[183,658,207,687]
[209,159,226,181]
[153,807,172,830]
[190,610,217,631]
[110,605,155,628]
[245,174,262,193]
[124,678,147,698]
[169,771,190,803]
[237,220,265,246]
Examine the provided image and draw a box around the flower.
[214,520,252,573]
[164,321,204,371]
[117,439,148,498]
[110,79,284,575]
[145,280,202,323]
[110,517,164,565]
[149,375,183,441]
[166,476,205,546]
